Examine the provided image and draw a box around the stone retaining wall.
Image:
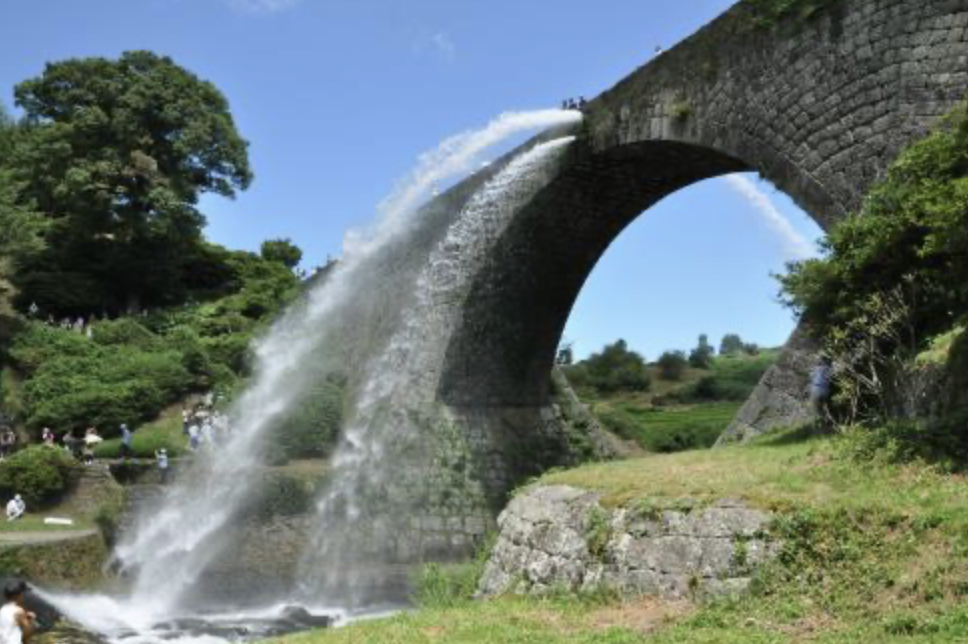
[478,485,777,601]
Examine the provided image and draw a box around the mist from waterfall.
[297,136,577,607]
[37,108,581,640]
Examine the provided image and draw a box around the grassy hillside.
[571,349,779,453]
[0,249,300,440]
[276,429,968,643]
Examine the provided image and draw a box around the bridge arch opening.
[436,139,832,410]
[562,171,824,362]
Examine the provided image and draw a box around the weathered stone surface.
[436,0,968,445]
[718,328,821,444]
[297,0,968,563]
[478,485,776,601]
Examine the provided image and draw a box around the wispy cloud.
[223,0,303,15]
[413,31,457,63]
[723,174,817,261]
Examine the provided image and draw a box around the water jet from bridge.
[37,108,582,643]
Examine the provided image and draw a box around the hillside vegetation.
[564,339,777,453]
[0,53,345,466]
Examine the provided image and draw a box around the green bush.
[657,351,688,381]
[0,446,78,508]
[414,537,494,609]
[4,241,298,437]
[242,473,314,521]
[564,340,650,395]
[839,417,968,472]
[780,103,968,342]
[91,318,160,349]
[21,345,189,436]
[275,378,344,461]
[93,416,186,459]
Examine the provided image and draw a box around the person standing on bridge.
[0,581,36,644]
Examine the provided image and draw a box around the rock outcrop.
[478,485,777,601]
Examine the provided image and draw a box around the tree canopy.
[565,340,651,394]
[780,104,968,341]
[5,51,253,314]
[261,238,303,271]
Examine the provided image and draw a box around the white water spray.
[39,108,581,640]
[298,136,577,606]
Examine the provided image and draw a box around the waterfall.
[296,136,577,607]
[37,109,580,639]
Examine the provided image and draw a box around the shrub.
[275,378,344,461]
[261,238,303,270]
[22,347,189,436]
[414,536,494,609]
[657,351,688,381]
[564,340,650,395]
[0,446,78,508]
[645,421,722,453]
[91,318,159,349]
[688,335,714,369]
[241,473,314,521]
[780,103,968,342]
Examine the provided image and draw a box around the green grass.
[540,429,968,515]
[275,595,665,644]
[0,514,93,533]
[577,351,777,453]
[93,408,186,459]
[277,430,968,643]
[616,402,743,452]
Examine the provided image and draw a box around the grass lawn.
[0,514,93,533]
[275,429,968,643]
[93,407,187,459]
[277,596,684,644]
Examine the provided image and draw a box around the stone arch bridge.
[433,0,968,447]
[327,0,968,561]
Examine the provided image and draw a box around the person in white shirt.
[156,449,170,484]
[5,496,25,522]
[0,580,35,644]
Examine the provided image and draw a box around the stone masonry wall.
[437,0,968,443]
[478,485,777,601]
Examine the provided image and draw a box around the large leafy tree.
[0,105,47,296]
[9,51,253,314]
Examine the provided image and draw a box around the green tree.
[657,350,688,381]
[780,104,968,341]
[10,51,253,314]
[689,333,714,369]
[261,238,303,271]
[0,102,15,165]
[565,339,650,394]
[720,333,746,355]
[556,341,574,366]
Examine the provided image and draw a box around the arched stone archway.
[433,0,968,444]
[316,0,968,565]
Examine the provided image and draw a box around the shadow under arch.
[436,137,833,410]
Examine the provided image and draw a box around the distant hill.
[565,349,779,453]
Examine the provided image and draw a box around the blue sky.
[0,0,823,359]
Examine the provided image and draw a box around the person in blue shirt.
[809,357,833,425]
[120,424,134,460]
